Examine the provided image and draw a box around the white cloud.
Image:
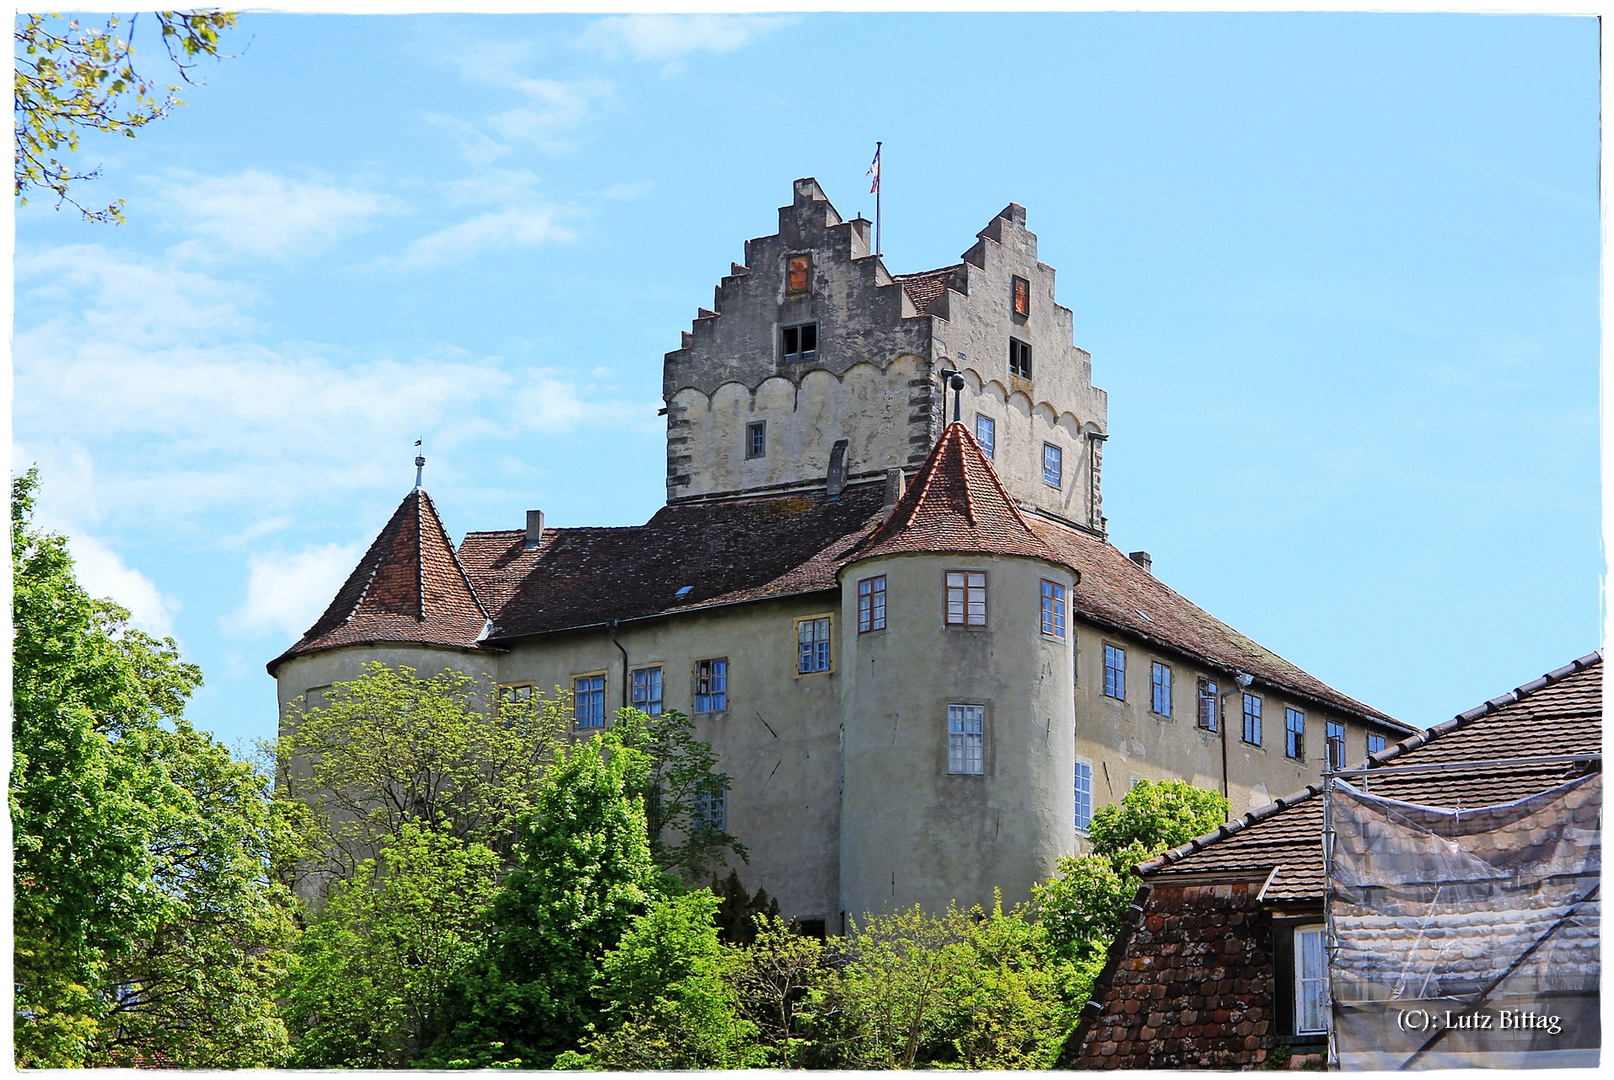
[599,180,654,201]
[158,170,410,260]
[392,205,577,268]
[65,531,181,638]
[222,542,365,640]
[576,15,796,63]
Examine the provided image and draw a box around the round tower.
[836,424,1077,922]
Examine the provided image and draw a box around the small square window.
[1197,678,1219,731]
[1367,732,1386,756]
[1326,721,1347,771]
[746,421,766,459]
[573,673,606,728]
[632,668,663,716]
[1242,693,1262,746]
[797,615,832,674]
[787,254,811,294]
[858,575,887,633]
[1012,275,1030,318]
[1103,644,1126,701]
[1009,337,1032,379]
[1075,758,1093,831]
[945,570,987,627]
[1040,579,1066,639]
[975,414,995,459]
[694,658,728,713]
[782,322,818,363]
[1286,708,1305,760]
[1043,443,1062,488]
[1151,662,1172,717]
[498,682,534,705]
[947,704,985,775]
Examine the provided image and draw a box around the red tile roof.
[854,422,1063,564]
[266,489,492,675]
[1137,651,1603,902]
[1029,516,1408,729]
[893,264,961,315]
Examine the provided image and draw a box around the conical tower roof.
[267,487,491,675]
[854,422,1065,564]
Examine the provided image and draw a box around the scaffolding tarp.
[1328,771,1601,1070]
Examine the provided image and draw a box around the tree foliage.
[14,11,237,222]
[711,868,780,946]
[12,468,294,1067]
[610,707,746,883]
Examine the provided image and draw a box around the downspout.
[609,620,629,710]
[1218,671,1253,815]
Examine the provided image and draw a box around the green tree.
[1034,778,1228,960]
[727,914,838,1068]
[14,11,237,222]
[560,890,761,1069]
[283,825,502,1067]
[12,468,295,1066]
[426,734,667,1068]
[832,904,977,1069]
[609,707,746,882]
[710,868,780,946]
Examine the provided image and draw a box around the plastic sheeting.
[1328,771,1600,1070]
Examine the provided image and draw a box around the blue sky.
[13,13,1600,751]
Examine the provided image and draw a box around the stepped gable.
[1137,650,1603,898]
[1029,517,1410,730]
[458,485,888,641]
[266,488,491,676]
[853,422,1063,564]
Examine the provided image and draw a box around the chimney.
[1128,551,1152,575]
[883,467,906,508]
[826,439,849,498]
[525,510,545,549]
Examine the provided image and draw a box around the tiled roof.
[458,486,888,641]
[893,264,961,315]
[267,488,492,676]
[853,423,1063,564]
[1138,652,1603,902]
[1028,516,1410,730]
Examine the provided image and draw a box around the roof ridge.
[1136,649,1604,877]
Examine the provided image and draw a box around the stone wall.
[1071,880,1279,1069]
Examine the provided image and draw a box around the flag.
[868,145,881,194]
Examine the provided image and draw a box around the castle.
[269,178,1413,929]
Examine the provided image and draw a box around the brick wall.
[1072,881,1279,1069]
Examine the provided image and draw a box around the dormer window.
[1012,275,1030,318]
[787,254,811,295]
[782,322,818,363]
[1009,337,1032,379]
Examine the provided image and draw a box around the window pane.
[1367,733,1385,755]
[801,323,817,355]
[783,326,798,355]
[1043,443,1062,487]
[947,704,985,774]
[632,668,664,716]
[1075,760,1093,830]
[574,675,605,728]
[1104,645,1125,700]
[1295,927,1328,1034]
[1198,680,1218,730]
[1152,662,1172,716]
[976,414,995,458]
[1286,708,1304,759]
[1243,694,1262,745]
[872,577,886,630]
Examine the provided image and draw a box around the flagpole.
[874,141,882,257]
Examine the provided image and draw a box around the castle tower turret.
[836,423,1078,920]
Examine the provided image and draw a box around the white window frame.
[975,413,996,459]
[796,614,833,675]
[947,704,985,775]
[1043,442,1063,488]
[1293,924,1329,1035]
[694,657,728,714]
[1075,757,1094,831]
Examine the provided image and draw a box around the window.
[1075,758,1093,831]
[573,673,606,728]
[632,668,663,716]
[1040,580,1066,639]
[947,704,985,775]
[781,322,818,362]
[975,413,995,458]
[1103,644,1126,700]
[1197,678,1219,731]
[945,570,988,627]
[1242,693,1262,746]
[1011,275,1030,318]
[1009,337,1032,379]
[1326,721,1346,770]
[1043,443,1062,487]
[786,253,811,294]
[1294,925,1328,1035]
[1285,708,1305,760]
[797,615,832,674]
[695,784,728,831]
[497,683,532,705]
[1367,732,1386,756]
[857,575,886,633]
[694,658,728,713]
[746,421,766,459]
[1151,662,1172,717]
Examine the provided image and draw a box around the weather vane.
[414,439,425,488]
